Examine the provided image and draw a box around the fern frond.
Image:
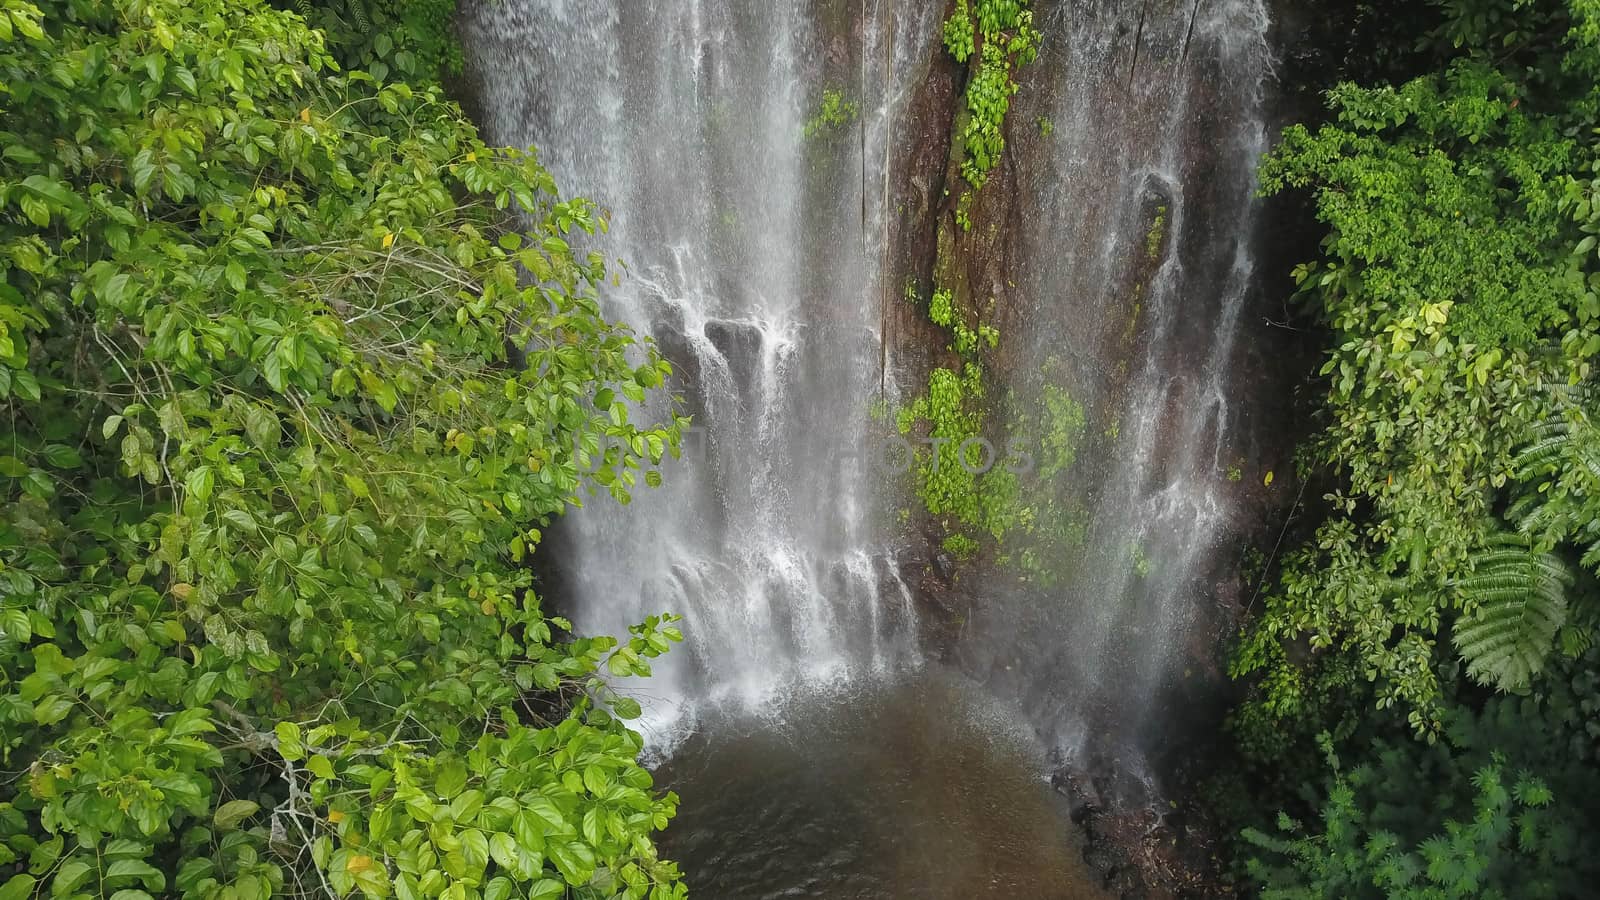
[1514,391,1600,479]
[1450,534,1573,691]
[1514,431,1572,474]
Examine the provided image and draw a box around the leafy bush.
[1235,0,1600,730]
[287,0,463,83]
[1245,758,1569,899]
[0,1,688,898]
[1243,657,1600,899]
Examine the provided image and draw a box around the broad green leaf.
[0,875,36,900]
[526,880,565,900]
[2,610,31,643]
[275,722,304,761]
[307,754,335,779]
[105,859,163,890]
[548,841,595,886]
[213,799,260,830]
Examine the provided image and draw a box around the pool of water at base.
[651,668,1111,900]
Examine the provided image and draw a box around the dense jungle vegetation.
[0,1,689,899]
[6,0,1600,898]
[1224,0,1600,896]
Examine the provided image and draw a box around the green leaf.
[27,837,61,874]
[488,832,518,869]
[0,874,36,900]
[2,609,32,643]
[610,696,642,720]
[548,841,595,886]
[1452,536,1574,691]
[275,721,304,760]
[244,406,278,448]
[33,695,72,725]
[51,859,93,896]
[10,371,39,402]
[184,465,215,505]
[213,799,260,830]
[434,761,468,799]
[175,859,214,892]
[167,707,213,736]
[448,789,484,824]
[482,877,513,900]
[20,470,53,498]
[41,444,82,468]
[458,828,489,876]
[105,859,163,890]
[262,347,286,391]
[307,754,335,779]
[526,880,565,900]
[524,796,566,833]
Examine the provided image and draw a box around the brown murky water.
[655,670,1110,899]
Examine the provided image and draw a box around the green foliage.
[928,288,956,328]
[1510,398,1600,572]
[1130,543,1151,579]
[287,0,463,83]
[1033,383,1085,481]
[1243,650,1600,898]
[1144,205,1167,261]
[802,88,859,140]
[942,533,979,559]
[940,0,975,63]
[895,286,1010,548]
[955,192,973,232]
[1229,4,1600,890]
[1236,0,1600,730]
[940,0,1040,189]
[1450,535,1576,691]
[1244,757,1568,899]
[897,364,1008,537]
[0,1,688,898]
[895,352,1087,582]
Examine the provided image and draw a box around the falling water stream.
[459,0,1275,896]
[459,0,927,741]
[963,0,1276,798]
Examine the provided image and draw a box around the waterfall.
[457,1,941,743]
[963,0,1276,791]
[459,0,1278,789]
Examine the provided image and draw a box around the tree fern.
[1451,534,1574,691]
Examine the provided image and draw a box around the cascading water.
[458,0,1282,894]
[456,1,939,739]
[965,0,1277,795]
